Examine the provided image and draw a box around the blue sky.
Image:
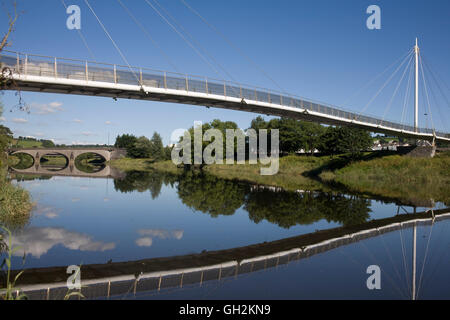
[1,0,449,145]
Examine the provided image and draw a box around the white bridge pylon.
[1,50,449,142]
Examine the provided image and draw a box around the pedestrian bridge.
[1,51,449,143]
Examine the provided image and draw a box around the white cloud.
[137,229,184,240]
[135,229,183,248]
[31,102,64,115]
[105,121,112,125]
[73,119,83,124]
[12,118,28,124]
[34,132,45,137]
[136,237,153,247]
[34,205,61,219]
[11,227,116,258]
[0,116,5,122]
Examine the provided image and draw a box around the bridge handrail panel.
[2,51,449,138]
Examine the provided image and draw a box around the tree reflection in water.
[113,170,372,228]
[114,170,177,199]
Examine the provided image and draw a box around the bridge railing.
[1,51,448,139]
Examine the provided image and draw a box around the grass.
[11,140,43,148]
[40,155,67,166]
[110,151,450,203]
[0,163,33,229]
[333,153,450,203]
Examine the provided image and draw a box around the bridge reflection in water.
[11,206,449,300]
[9,163,126,179]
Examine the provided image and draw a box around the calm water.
[4,167,450,300]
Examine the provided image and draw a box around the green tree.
[149,132,165,161]
[127,136,152,158]
[41,139,55,148]
[320,126,372,158]
[299,122,325,155]
[267,118,302,154]
[180,119,243,163]
[249,116,268,131]
[114,134,137,150]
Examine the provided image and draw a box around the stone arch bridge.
[8,148,127,178]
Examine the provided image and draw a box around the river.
[3,165,450,300]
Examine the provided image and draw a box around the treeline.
[15,137,55,148]
[116,118,373,162]
[250,116,373,157]
[115,132,172,161]
[178,117,372,160]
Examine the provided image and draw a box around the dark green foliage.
[128,136,152,159]
[245,190,371,228]
[149,132,166,161]
[114,170,177,199]
[115,134,138,150]
[41,139,55,148]
[321,126,372,158]
[177,172,246,217]
[249,117,325,154]
[181,119,244,163]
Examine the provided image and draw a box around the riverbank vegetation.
[111,151,450,204]
[110,116,448,203]
[0,109,33,229]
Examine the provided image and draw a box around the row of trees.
[115,132,171,160]
[115,117,373,162]
[250,116,373,158]
[14,137,55,148]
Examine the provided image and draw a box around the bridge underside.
[10,77,449,143]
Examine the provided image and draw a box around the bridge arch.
[74,151,108,174]
[38,152,70,171]
[9,152,35,170]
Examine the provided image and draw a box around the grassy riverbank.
[328,152,450,203]
[0,162,33,229]
[110,152,450,203]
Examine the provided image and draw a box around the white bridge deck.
[1,51,449,142]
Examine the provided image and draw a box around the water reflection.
[113,170,177,199]
[114,170,372,228]
[10,227,116,258]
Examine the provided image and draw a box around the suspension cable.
[142,0,225,80]
[422,55,450,131]
[356,49,413,120]
[401,59,414,129]
[419,52,435,131]
[342,49,413,107]
[116,0,181,73]
[180,0,286,94]
[382,54,414,124]
[416,222,434,299]
[84,0,141,85]
[61,0,97,61]
[151,0,236,82]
